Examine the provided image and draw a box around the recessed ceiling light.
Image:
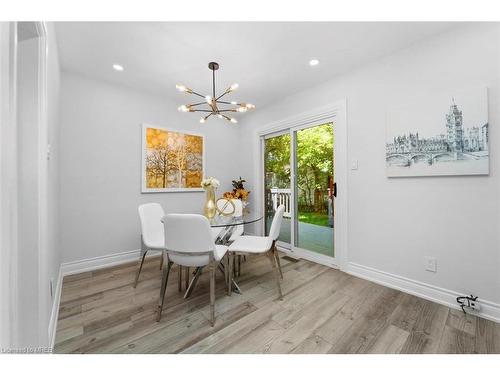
[113,64,124,71]
[309,59,319,66]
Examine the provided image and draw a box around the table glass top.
[208,210,263,228]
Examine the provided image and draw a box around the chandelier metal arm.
[217,100,239,105]
[216,91,230,101]
[189,90,207,99]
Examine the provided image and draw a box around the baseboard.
[49,248,160,350]
[346,262,500,323]
[60,248,159,276]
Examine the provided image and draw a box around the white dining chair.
[211,198,244,242]
[135,203,166,288]
[227,204,285,299]
[157,214,228,325]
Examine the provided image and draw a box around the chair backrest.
[268,204,285,241]
[162,214,215,254]
[138,203,165,248]
[216,198,243,217]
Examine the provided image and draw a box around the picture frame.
[141,123,205,193]
[386,87,489,177]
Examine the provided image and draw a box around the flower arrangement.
[223,177,250,201]
[201,177,220,190]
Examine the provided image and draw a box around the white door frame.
[0,21,19,349]
[35,21,49,346]
[258,100,348,270]
[0,21,49,348]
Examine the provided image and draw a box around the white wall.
[59,72,241,263]
[239,24,500,307]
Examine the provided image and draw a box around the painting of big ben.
[386,87,488,177]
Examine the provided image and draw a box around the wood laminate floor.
[54,254,500,354]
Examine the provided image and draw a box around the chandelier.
[176,62,255,124]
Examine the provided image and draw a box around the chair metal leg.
[209,259,216,327]
[184,266,190,290]
[178,265,182,292]
[273,246,283,279]
[237,255,242,278]
[156,260,173,321]
[133,250,148,288]
[267,251,283,301]
[227,252,233,296]
[184,266,203,299]
[218,264,228,286]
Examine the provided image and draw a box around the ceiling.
[55,22,462,110]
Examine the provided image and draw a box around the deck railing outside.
[269,187,334,226]
[269,188,292,218]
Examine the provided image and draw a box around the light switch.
[350,159,358,170]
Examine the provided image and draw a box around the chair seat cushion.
[228,235,273,253]
[169,245,228,267]
[145,240,164,250]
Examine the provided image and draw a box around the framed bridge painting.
[386,87,489,177]
[141,124,205,192]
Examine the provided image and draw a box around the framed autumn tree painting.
[141,124,205,192]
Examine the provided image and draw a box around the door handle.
[333,182,337,198]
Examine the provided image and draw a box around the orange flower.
[223,191,235,199]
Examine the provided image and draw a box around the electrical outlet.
[469,299,481,311]
[425,256,437,272]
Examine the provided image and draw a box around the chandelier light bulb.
[229,83,239,92]
[217,114,223,119]
[245,103,255,109]
[237,106,247,113]
[230,101,237,105]
[205,95,212,104]
[176,84,187,92]
[200,118,206,123]
[178,105,190,112]
[230,118,238,124]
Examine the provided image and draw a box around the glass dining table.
[183,209,263,298]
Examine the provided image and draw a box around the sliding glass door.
[263,121,335,263]
[293,122,334,258]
